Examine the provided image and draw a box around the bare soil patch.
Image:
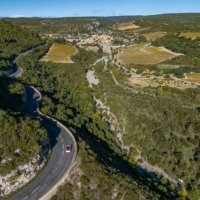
[180,32,200,40]
[143,32,167,41]
[185,72,200,83]
[117,21,140,31]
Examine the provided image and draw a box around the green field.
[119,45,182,65]
[41,43,77,63]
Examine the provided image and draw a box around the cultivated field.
[119,45,182,65]
[41,43,77,63]
[143,32,167,41]
[117,21,140,31]
[186,72,200,83]
[180,32,200,40]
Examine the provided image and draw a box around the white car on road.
[65,145,72,153]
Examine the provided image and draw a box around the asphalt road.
[5,50,77,200]
[4,64,23,78]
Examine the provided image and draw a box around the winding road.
[5,48,77,200]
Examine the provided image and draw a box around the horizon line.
[1,12,200,19]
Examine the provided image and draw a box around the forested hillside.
[0,21,42,70]
[16,43,187,199]
[135,13,200,32]
[0,22,47,177]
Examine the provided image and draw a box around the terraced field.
[41,43,77,63]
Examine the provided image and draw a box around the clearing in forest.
[119,44,183,65]
[143,32,167,41]
[180,32,200,40]
[117,21,140,31]
[41,43,77,63]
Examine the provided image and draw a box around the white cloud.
[9,15,27,18]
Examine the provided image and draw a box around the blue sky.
[1,0,200,17]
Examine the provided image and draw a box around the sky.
[1,0,200,17]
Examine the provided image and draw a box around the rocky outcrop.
[0,139,50,197]
[0,157,43,197]
[86,70,100,88]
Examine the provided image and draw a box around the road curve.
[5,48,77,200]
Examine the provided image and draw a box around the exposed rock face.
[86,70,100,88]
[0,157,40,197]
[0,139,50,197]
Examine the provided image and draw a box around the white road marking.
[22,196,29,200]
[62,151,64,157]
[53,167,58,173]
[31,186,40,194]
[59,159,62,166]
